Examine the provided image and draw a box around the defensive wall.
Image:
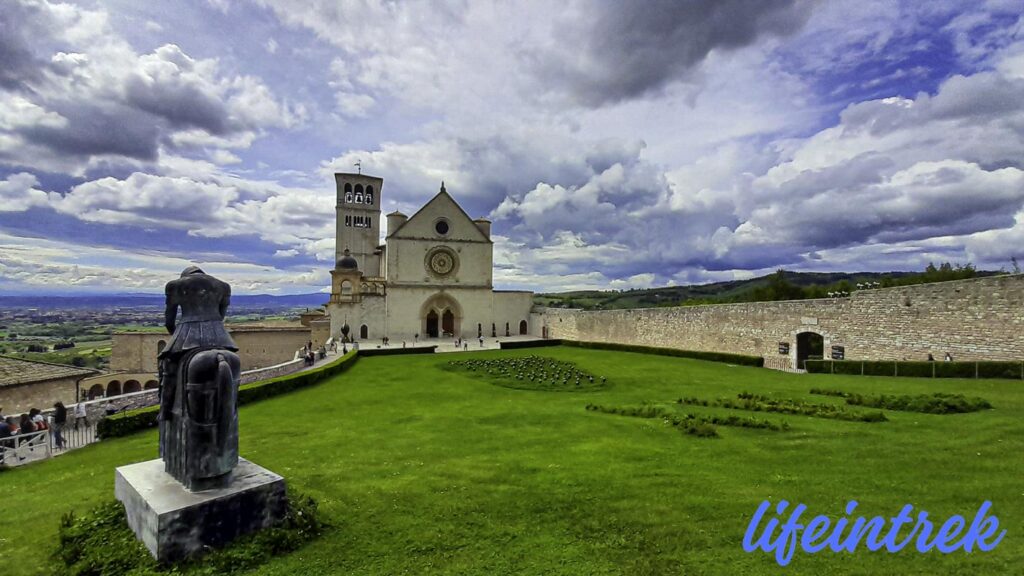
[541,274,1024,370]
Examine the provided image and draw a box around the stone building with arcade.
[325,173,534,342]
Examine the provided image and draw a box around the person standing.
[74,401,88,429]
[944,352,953,362]
[52,402,67,450]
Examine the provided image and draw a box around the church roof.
[0,355,98,388]
[386,183,491,242]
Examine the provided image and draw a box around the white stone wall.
[541,274,1024,368]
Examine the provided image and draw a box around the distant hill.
[535,269,1002,310]
[0,292,330,309]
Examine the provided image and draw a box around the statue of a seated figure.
[158,266,241,491]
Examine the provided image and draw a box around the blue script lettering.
[743,500,1006,566]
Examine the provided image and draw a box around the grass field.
[1,346,1021,575]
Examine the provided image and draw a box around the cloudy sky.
[0,0,1022,295]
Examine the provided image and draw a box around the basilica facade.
[325,172,535,342]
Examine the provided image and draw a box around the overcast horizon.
[1,1,1022,295]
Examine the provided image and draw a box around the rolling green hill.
[536,266,997,310]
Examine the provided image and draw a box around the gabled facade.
[326,174,534,342]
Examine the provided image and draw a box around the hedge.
[98,351,360,439]
[499,339,562,350]
[562,340,764,367]
[805,359,1024,380]
[357,345,437,357]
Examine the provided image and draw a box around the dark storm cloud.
[0,1,50,90]
[18,105,161,161]
[124,74,231,136]
[533,0,816,106]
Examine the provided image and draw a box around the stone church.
[325,172,534,342]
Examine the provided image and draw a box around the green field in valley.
[1,346,1021,575]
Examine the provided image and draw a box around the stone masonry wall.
[542,274,1024,370]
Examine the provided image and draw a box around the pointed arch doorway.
[420,293,463,339]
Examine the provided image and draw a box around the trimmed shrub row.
[677,393,887,423]
[98,351,360,439]
[563,340,764,367]
[805,359,1024,380]
[357,345,436,357]
[585,403,788,435]
[585,404,718,437]
[499,339,562,350]
[809,389,993,414]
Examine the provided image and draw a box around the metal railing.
[0,429,52,467]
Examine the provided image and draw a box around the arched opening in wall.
[426,310,439,338]
[355,184,364,194]
[519,320,528,335]
[491,323,496,337]
[341,281,353,296]
[344,183,352,194]
[123,380,141,394]
[420,294,462,339]
[144,380,159,390]
[505,322,510,337]
[796,332,824,370]
[106,380,122,397]
[360,324,368,339]
[442,310,455,336]
[157,340,167,355]
[88,384,104,400]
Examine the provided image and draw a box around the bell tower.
[335,172,383,277]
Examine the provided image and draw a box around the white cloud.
[0,173,49,212]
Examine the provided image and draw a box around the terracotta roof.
[0,355,99,388]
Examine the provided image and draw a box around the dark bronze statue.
[158,267,241,491]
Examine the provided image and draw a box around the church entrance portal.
[796,331,824,370]
[426,310,439,338]
[420,294,463,339]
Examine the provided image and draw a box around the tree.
[71,356,87,367]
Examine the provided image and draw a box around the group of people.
[926,352,955,362]
[302,341,329,366]
[0,402,90,463]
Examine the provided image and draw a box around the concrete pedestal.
[115,458,287,563]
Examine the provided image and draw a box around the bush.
[934,362,977,379]
[804,360,831,374]
[808,359,1022,380]
[976,361,1022,380]
[499,339,562,350]
[862,361,897,377]
[358,346,437,357]
[832,361,864,376]
[53,491,326,574]
[677,394,886,423]
[563,340,764,367]
[99,352,360,439]
[895,361,935,378]
[844,392,993,414]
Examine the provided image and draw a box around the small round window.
[435,219,450,235]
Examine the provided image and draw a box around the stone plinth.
[115,458,287,563]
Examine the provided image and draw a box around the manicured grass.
[1,346,1022,575]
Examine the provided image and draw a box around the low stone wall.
[542,275,1024,370]
[239,359,304,384]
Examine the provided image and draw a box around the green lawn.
[1,346,1021,575]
